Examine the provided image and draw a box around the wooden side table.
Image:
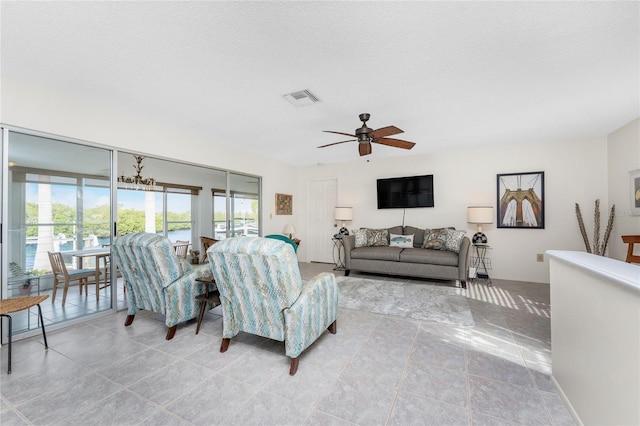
[0,295,49,374]
[194,275,221,334]
[622,235,640,264]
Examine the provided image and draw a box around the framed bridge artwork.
[496,171,545,229]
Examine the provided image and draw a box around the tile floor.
[0,263,576,425]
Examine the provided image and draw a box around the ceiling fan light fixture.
[318,113,415,157]
[283,89,320,107]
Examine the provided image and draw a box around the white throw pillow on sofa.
[390,233,414,248]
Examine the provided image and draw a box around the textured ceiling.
[1,1,638,166]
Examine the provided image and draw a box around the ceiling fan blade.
[372,138,416,150]
[359,142,372,156]
[369,125,403,139]
[323,130,357,138]
[317,140,356,148]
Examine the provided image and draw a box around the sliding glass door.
[1,128,262,339]
[2,129,114,334]
[228,173,260,238]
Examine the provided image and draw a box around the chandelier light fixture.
[118,155,156,190]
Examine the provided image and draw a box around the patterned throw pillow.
[422,228,448,250]
[353,229,369,247]
[390,233,414,248]
[366,228,389,246]
[444,229,466,253]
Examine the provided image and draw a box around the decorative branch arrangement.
[575,199,615,256]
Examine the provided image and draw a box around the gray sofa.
[342,225,470,288]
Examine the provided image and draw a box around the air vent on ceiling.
[283,90,320,107]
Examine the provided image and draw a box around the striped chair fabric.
[207,236,338,375]
[112,232,211,340]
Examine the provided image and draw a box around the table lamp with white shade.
[283,224,297,239]
[467,206,494,244]
[334,207,353,236]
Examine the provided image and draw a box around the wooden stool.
[0,295,49,374]
[622,235,640,264]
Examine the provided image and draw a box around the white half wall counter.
[547,250,640,426]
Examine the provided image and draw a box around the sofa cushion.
[390,233,413,248]
[444,229,466,253]
[353,229,369,247]
[403,226,425,248]
[354,228,390,247]
[399,248,459,267]
[367,228,389,246]
[423,228,448,250]
[388,225,403,236]
[351,246,402,262]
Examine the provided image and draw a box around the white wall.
[607,118,640,261]
[548,251,640,426]
[297,137,608,283]
[3,78,633,283]
[1,78,299,238]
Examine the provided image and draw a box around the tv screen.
[377,175,434,209]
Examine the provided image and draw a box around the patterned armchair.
[113,233,211,340]
[207,236,338,375]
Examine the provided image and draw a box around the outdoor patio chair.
[173,240,190,259]
[48,251,100,306]
[199,236,219,263]
[207,236,338,375]
[112,233,211,340]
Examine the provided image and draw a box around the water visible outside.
[25,229,193,270]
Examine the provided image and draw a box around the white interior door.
[308,179,337,263]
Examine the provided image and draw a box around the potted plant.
[19,279,32,296]
[190,250,201,264]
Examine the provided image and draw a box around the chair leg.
[220,338,230,352]
[289,357,299,376]
[1,314,12,374]
[62,279,70,306]
[165,325,177,340]
[37,303,49,350]
[51,279,58,303]
[327,320,337,334]
[124,314,135,326]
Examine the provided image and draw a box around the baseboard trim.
[551,374,583,426]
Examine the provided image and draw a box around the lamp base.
[472,232,487,244]
[339,227,350,236]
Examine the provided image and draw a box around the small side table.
[194,275,220,334]
[470,244,492,285]
[332,236,346,271]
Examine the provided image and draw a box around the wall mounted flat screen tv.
[377,174,434,209]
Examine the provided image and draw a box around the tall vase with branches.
[575,199,615,256]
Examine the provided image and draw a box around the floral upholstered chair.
[113,233,211,340]
[207,236,338,375]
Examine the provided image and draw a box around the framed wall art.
[630,169,640,216]
[497,171,545,229]
[275,193,293,215]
